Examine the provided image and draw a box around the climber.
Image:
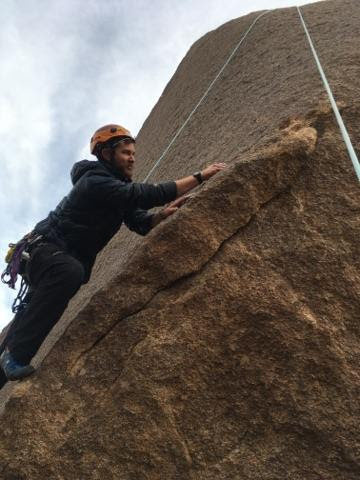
[0,123,227,386]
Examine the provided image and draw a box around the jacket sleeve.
[87,175,177,210]
[124,208,154,236]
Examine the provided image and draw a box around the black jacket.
[33,159,177,283]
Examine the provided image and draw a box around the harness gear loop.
[1,232,43,313]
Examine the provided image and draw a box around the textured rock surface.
[1,0,360,478]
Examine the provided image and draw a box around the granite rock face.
[1,1,360,479]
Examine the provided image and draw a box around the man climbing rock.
[0,124,226,387]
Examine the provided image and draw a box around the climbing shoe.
[0,348,35,381]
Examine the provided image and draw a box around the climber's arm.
[88,176,177,210]
[122,163,229,230]
[175,163,228,196]
[88,163,227,210]
[150,194,193,227]
[124,208,154,236]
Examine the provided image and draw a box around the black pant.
[0,242,85,388]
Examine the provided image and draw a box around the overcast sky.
[0,0,321,329]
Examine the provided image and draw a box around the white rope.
[143,9,270,182]
[297,6,360,182]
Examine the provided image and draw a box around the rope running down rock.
[143,10,270,182]
[298,6,360,182]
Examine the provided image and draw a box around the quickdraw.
[1,231,43,313]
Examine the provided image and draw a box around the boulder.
[1,1,360,478]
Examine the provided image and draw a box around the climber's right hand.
[201,163,227,181]
[175,164,227,197]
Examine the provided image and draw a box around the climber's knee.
[62,259,85,293]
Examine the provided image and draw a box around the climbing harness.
[297,6,360,182]
[143,9,270,182]
[1,232,44,313]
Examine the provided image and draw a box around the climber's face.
[112,141,136,180]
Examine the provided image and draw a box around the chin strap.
[109,148,116,166]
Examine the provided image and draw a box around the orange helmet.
[90,124,135,155]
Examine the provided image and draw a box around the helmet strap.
[97,144,114,166]
[100,146,123,177]
[110,147,116,167]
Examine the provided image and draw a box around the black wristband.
[193,171,203,184]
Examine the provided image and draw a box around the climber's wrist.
[193,171,204,184]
